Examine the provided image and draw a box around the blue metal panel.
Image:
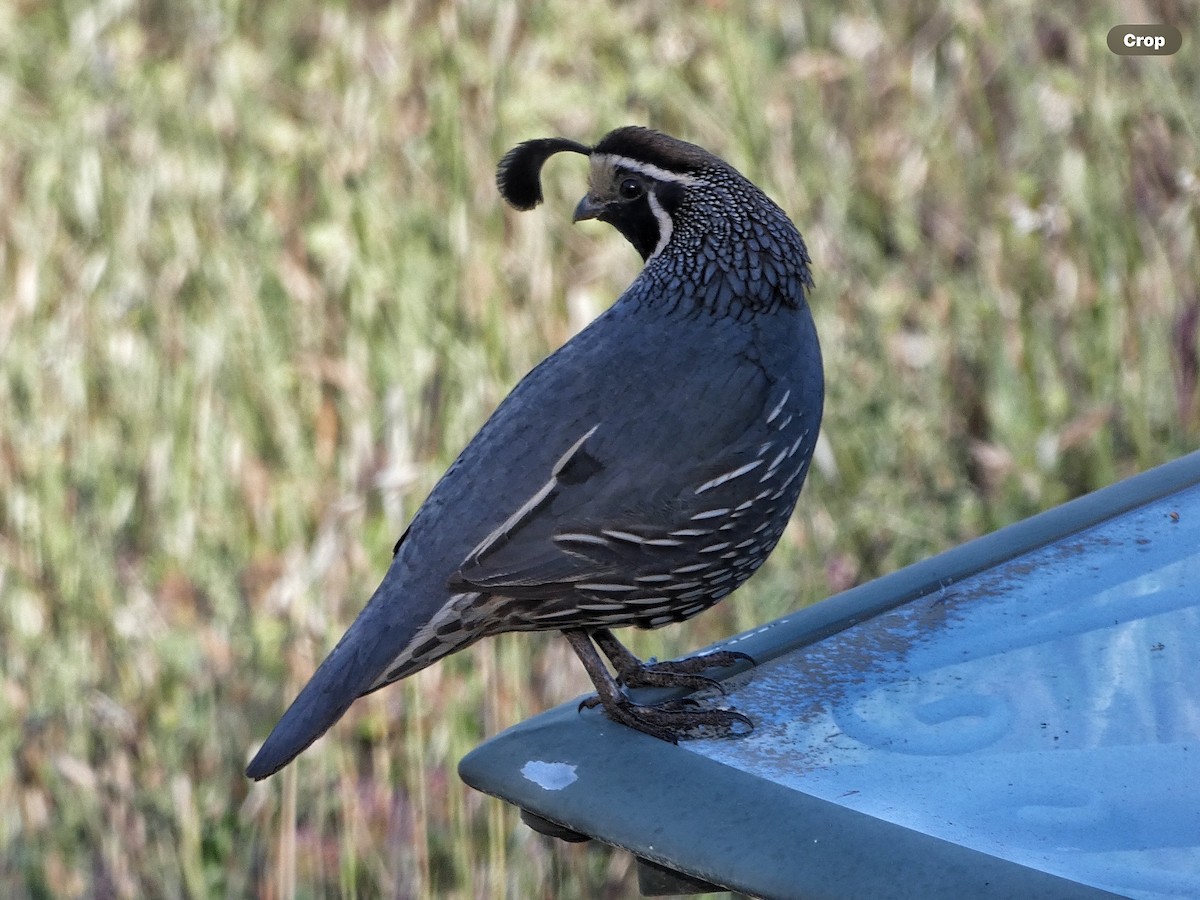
[460,452,1200,898]
[691,484,1200,898]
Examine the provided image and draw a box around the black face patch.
[654,180,686,216]
[599,182,661,261]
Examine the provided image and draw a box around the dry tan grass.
[1,0,1197,896]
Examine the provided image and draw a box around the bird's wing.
[448,407,815,601]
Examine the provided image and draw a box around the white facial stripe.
[646,191,673,259]
[593,154,701,186]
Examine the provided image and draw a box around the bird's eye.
[618,177,644,200]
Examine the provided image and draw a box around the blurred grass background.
[1,0,1197,896]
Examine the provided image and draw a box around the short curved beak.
[572,194,605,222]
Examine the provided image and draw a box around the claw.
[576,692,753,742]
[722,709,754,736]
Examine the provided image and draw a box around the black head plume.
[496,137,591,211]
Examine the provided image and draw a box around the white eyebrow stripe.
[594,153,702,186]
[695,459,765,494]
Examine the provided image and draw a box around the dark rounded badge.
[1107,24,1182,56]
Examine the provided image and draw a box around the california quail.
[246,126,823,780]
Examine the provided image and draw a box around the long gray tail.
[245,580,421,781]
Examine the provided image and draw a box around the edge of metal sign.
[460,705,1124,898]
[459,452,1200,898]
[716,450,1200,669]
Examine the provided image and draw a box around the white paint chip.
[520,760,578,791]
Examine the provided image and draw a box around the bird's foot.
[578,693,753,743]
[564,629,754,742]
[590,628,753,694]
[617,650,754,694]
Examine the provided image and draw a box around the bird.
[246,126,823,780]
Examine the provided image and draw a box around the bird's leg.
[563,630,679,742]
[563,629,753,742]
[591,627,753,694]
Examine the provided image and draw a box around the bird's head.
[496,126,812,312]
[497,126,728,262]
